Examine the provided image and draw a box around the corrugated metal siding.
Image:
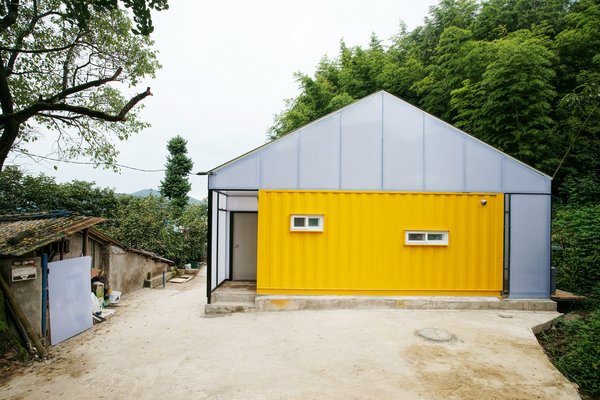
[257,190,504,296]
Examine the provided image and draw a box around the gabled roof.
[208,91,551,194]
[0,211,104,256]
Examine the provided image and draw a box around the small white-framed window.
[290,215,324,232]
[405,230,449,246]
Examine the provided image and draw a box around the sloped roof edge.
[88,227,175,265]
[0,214,105,256]
[209,90,551,181]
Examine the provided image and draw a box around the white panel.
[48,257,93,345]
[210,154,258,189]
[227,196,258,211]
[218,193,227,209]
[341,93,382,189]
[465,140,503,192]
[217,210,227,285]
[260,135,298,188]
[299,113,341,189]
[225,212,230,280]
[424,116,465,191]
[382,94,424,190]
[504,159,550,193]
[210,192,218,290]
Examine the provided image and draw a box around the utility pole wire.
[12,149,166,173]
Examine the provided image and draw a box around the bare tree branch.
[1,40,82,54]
[30,86,151,122]
[45,67,123,103]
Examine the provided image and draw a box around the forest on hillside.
[270,0,599,297]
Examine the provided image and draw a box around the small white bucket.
[108,291,121,304]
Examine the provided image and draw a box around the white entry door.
[48,256,93,345]
[232,213,258,280]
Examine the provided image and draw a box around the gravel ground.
[0,269,580,400]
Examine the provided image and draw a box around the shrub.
[552,203,600,295]
[554,311,600,396]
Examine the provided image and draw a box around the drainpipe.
[41,254,48,337]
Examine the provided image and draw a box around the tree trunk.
[0,119,19,171]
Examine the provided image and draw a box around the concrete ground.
[1,270,579,400]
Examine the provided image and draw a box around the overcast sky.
[10,0,438,200]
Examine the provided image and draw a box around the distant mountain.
[131,188,161,198]
[130,189,203,204]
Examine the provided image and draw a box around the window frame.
[290,214,324,232]
[405,230,449,246]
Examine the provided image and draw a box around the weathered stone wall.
[107,245,169,294]
[0,255,42,337]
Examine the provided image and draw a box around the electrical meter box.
[11,260,37,281]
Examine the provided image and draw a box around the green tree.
[0,0,163,171]
[178,202,208,262]
[471,0,569,40]
[450,30,557,169]
[160,135,193,213]
[0,165,117,216]
[103,194,171,257]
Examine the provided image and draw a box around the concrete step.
[144,270,177,288]
[212,291,256,303]
[205,301,256,315]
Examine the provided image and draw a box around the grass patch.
[537,309,600,399]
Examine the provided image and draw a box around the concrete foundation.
[255,295,556,312]
[205,281,556,314]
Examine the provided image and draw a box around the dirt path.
[1,269,580,400]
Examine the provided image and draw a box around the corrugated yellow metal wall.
[257,190,504,296]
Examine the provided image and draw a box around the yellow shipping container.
[257,190,504,297]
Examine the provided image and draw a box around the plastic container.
[108,291,121,304]
[92,281,104,299]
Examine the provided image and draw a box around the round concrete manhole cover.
[416,328,454,342]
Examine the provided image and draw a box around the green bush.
[552,203,600,295]
[555,311,600,395]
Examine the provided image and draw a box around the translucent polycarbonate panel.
[504,159,550,193]
[217,210,228,284]
[209,154,258,189]
[340,93,382,189]
[424,116,465,191]
[260,134,298,188]
[465,140,503,192]
[298,113,341,189]
[48,257,93,345]
[227,196,258,211]
[509,195,551,298]
[218,193,226,209]
[382,93,424,190]
[207,91,550,194]
[210,192,218,290]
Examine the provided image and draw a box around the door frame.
[229,211,258,281]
